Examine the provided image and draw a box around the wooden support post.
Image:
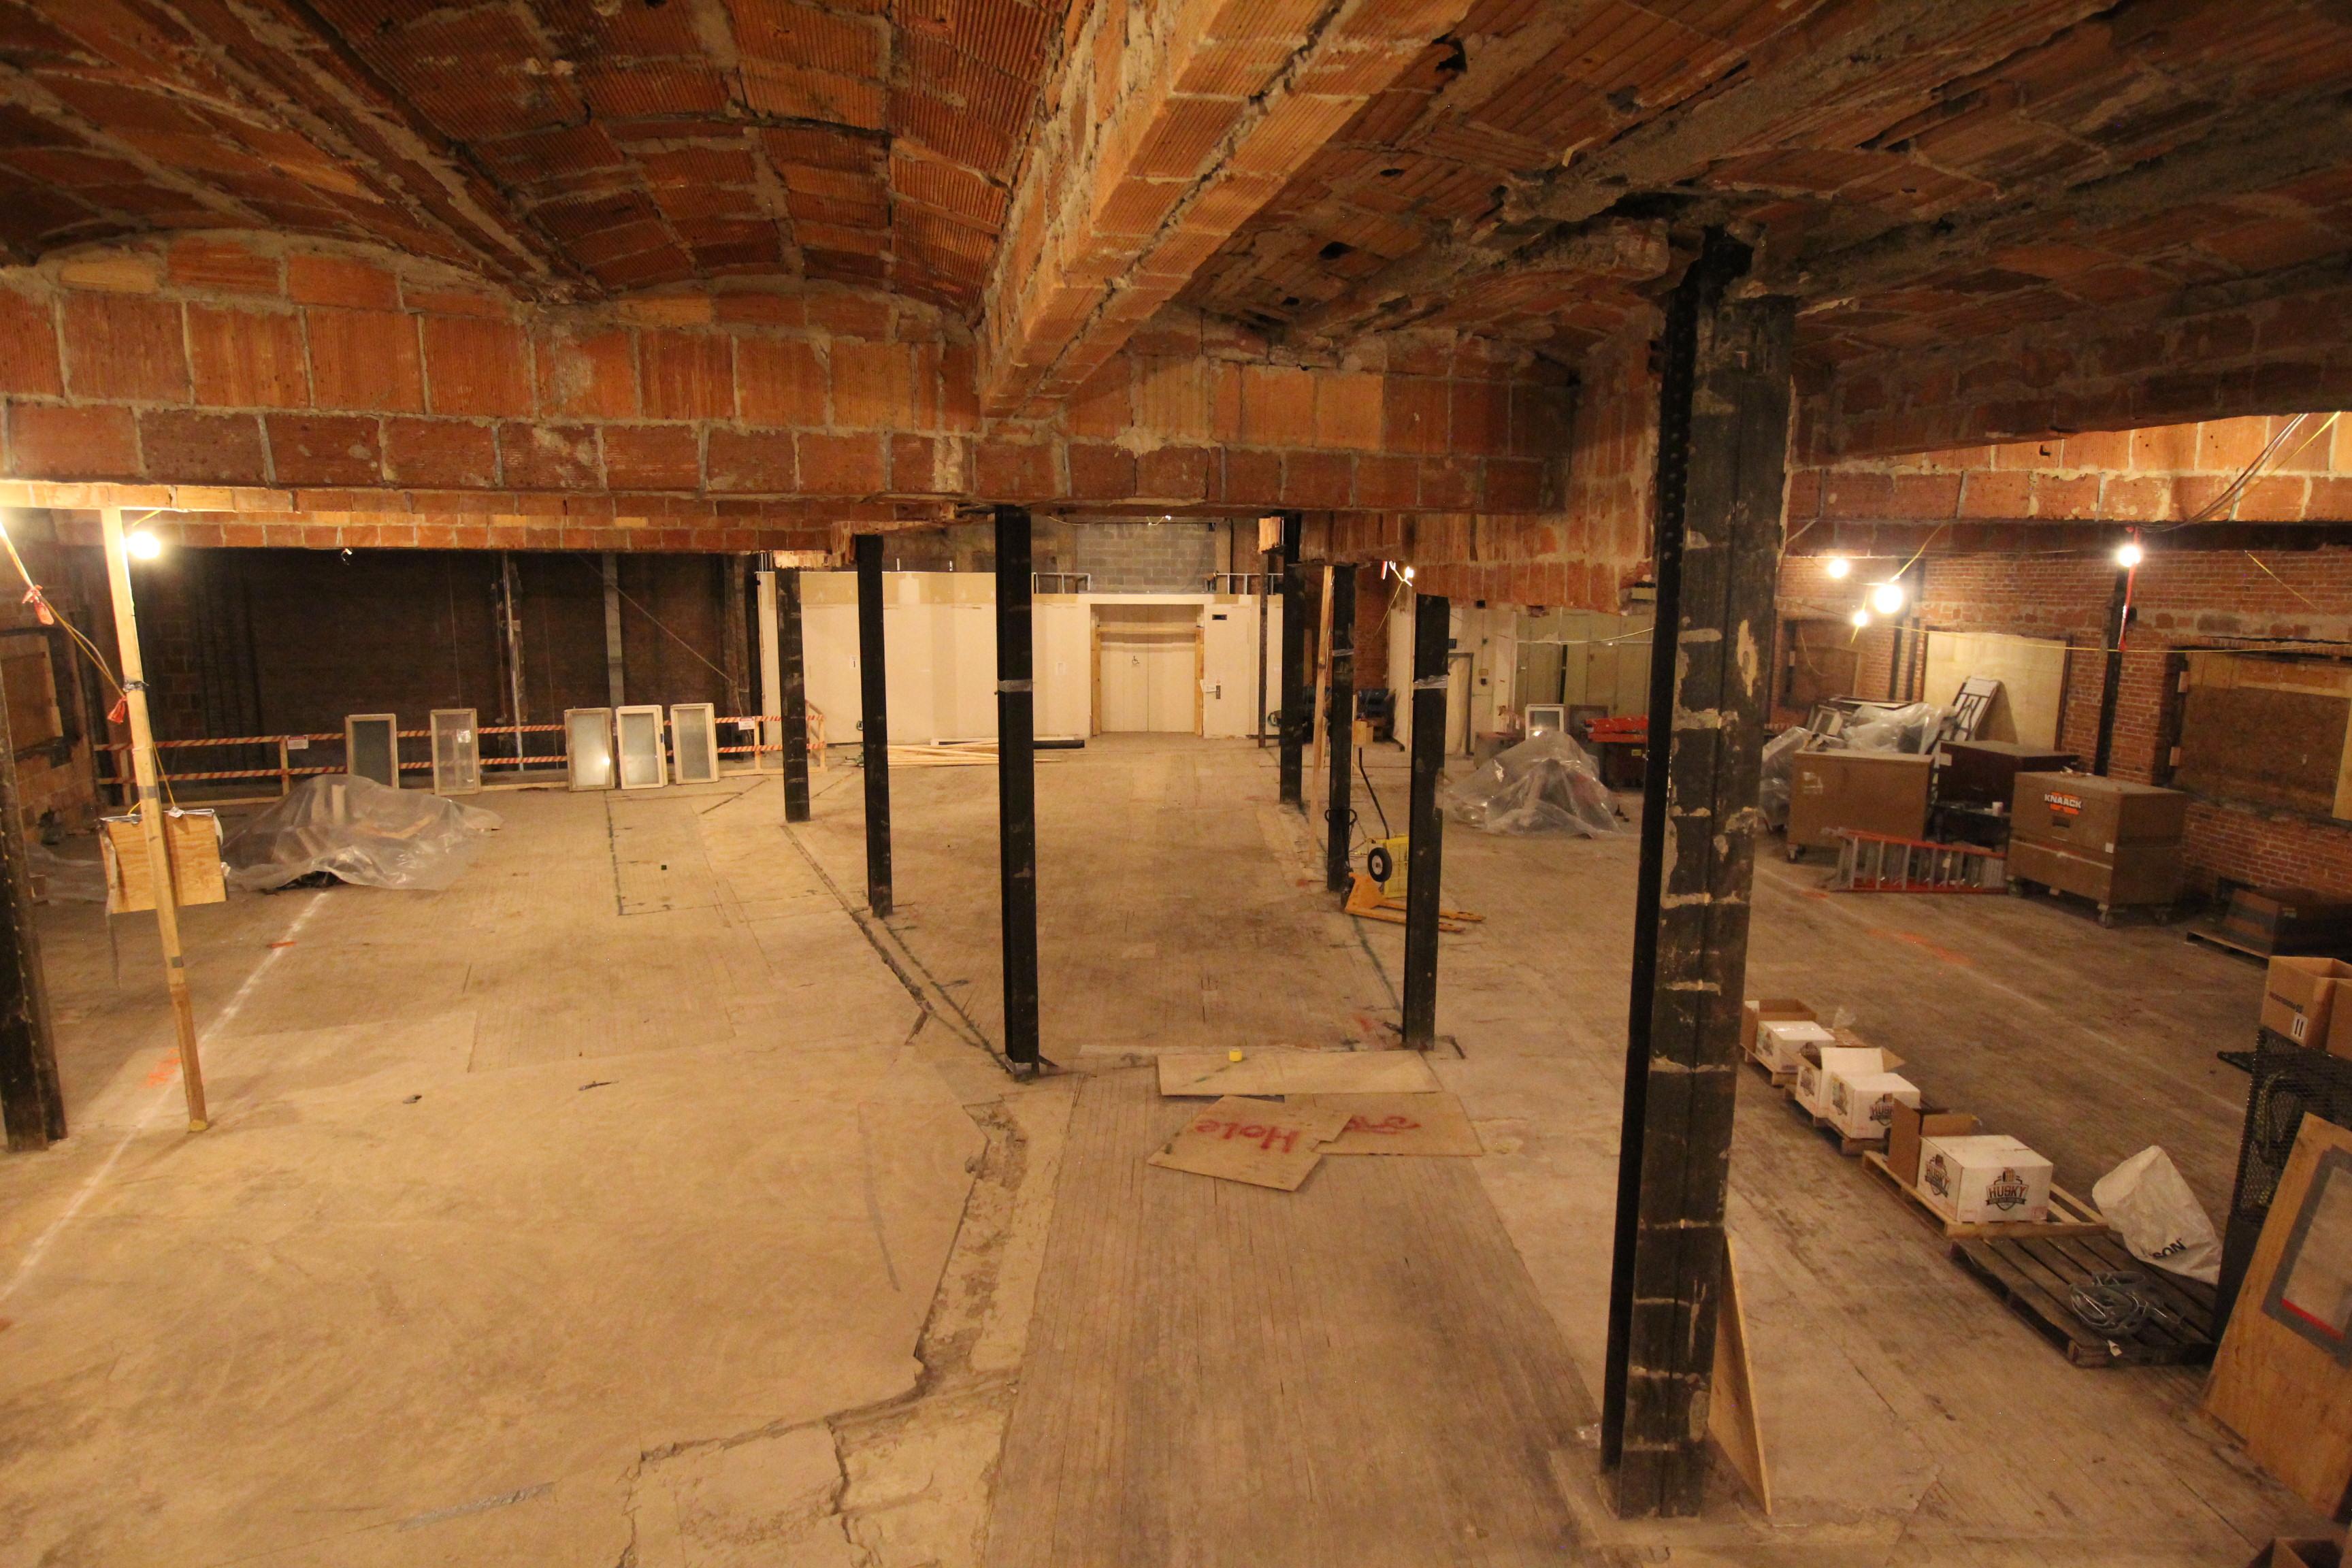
[0,653,62,1151]
[855,535,892,917]
[1277,514,1307,806]
[1324,564,1356,894]
[2093,564,2132,776]
[101,508,208,1132]
[602,551,626,707]
[781,566,810,822]
[1401,591,1449,1049]
[500,553,529,769]
[996,506,1042,1068]
[1599,231,1795,1518]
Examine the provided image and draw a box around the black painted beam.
[2093,566,2131,776]
[1324,563,1357,893]
[781,565,811,823]
[1601,229,1795,1518]
[996,506,1042,1067]
[0,676,60,1152]
[1401,591,1449,1049]
[1277,513,1307,806]
[855,534,892,917]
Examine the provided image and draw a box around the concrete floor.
[0,737,2330,1565]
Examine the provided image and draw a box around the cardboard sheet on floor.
[1156,1048,1441,1098]
[1297,1092,1484,1156]
[1147,1096,1352,1190]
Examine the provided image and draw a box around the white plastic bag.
[2091,1146,2222,1284]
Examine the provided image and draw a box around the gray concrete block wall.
[1064,521,1220,593]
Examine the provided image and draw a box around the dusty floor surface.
[0,736,2330,1565]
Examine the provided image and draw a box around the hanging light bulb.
[127,530,163,561]
[1401,565,1416,581]
[1824,555,1852,580]
[1850,607,1872,628]
[2114,540,2144,570]
[1869,582,1906,616]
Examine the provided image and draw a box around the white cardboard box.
[1797,1046,1883,1116]
[1917,1134,2053,1224]
[1825,1069,1920,1141]
[1760,1020,1836,1075]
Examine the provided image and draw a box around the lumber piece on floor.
[1156,1047,1441,1098]
[1708,1238,1770,1514]
[1299,1091,1483,1156]
[1147,1095,1350,1190]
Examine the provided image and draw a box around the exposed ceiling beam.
[978,0,1471,419]
[1289,0,2112,345]
[1767,88,2352,301]
[1285,216,1671,340]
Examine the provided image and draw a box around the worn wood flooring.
[985,1068,1591,1568]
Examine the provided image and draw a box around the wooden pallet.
[1950,1230,2219,1368]
[2183,923,2268,962]
[1784,1090,1874,1155]
[1860,1150,2108,1239]
[1740,1049,1795,1088]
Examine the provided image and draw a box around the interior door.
[1096,606,1201,733]
[1200,603,1269,738]
[1784,620,1861,713]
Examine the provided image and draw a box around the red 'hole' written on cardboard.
[1191,1116,1312,1154]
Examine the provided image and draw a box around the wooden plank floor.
[984,1068,1592,1568]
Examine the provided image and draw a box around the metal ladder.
[1830,829,2006,894]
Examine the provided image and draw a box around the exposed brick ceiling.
[1178,0,2352,365]
[2,0,2351,382]
[0,0,1062,311]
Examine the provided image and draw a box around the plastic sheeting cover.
[1439,732,1619,836]
[223,774,501,892]
[1758,725,1810,830]
[1840,700,1941,754]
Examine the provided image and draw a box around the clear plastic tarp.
[1758,725,1810,831]
[1439,732,1620,836]
[223,774,501,892]
[1840,700,1941,754]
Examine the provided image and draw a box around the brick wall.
[1788,413,2352,528]
[1801,268,2352,461]
[1783,542,2352,894]
[0,237,1565,536]
[121,549,739,776]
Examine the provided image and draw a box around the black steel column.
[781,566,811,823]
[1324,564,1357,893]
[1277,513,1307,806]
[1401,591,1449,1049]
[855,534,892,917]
[1256,544,1275,747]
[2093,565,2131,775]
[1599,229,1795,1518]
[0,682,61,1152]
[996,506,1041,1068]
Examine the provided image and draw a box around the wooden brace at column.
[1601,229,1795,1518]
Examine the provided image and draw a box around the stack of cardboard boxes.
[1743,994,2059,1224]
[2006,772,2187,914]
[2260,956,2352,1054]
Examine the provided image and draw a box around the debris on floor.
[1296,1092,1484,1156]
[1155,1045,1441,1098]
[1147,1095,1352,1190]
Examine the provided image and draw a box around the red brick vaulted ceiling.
[0,0,1065,311]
